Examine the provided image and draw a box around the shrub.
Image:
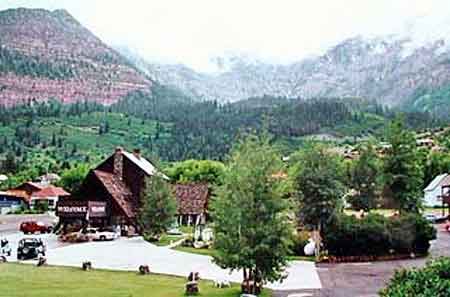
[34,201,49,214]
[380,257,450,297]
[291,230,310,256]
[322,213,436,257]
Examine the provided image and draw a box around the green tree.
[165,159,225,185]
[1,151,18,174]
[422,151,450,188]
[384,118,424,213]
[291,144,346,260]
[291,144,346,230]
[58,164,90,194]
[138,175,176,239]
[348,142,381,211]
[212,134,293,294]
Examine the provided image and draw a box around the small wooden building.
[175,183,209,226]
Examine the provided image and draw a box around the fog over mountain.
[2,0,449,71]
[119,12,450,107]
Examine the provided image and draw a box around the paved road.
[274,223,450,297]
[0,214,56,234]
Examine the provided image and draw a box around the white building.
[423,173,450,207]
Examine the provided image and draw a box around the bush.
[291,230,310,256]
[380,257,450,297]
[322,213,436,257]
[34,201,49,214]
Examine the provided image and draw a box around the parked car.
[17,238,46,260]
[0,238,11,257]
[80,227,118,241]
[424,214,438,223]
[20,221,53,234]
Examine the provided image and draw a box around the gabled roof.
[14,182,45,191]
[175,183,209,215]
[93,170,136,218]
[4,189,29,202]
[424,173,450,192]
[122,151,168,179]
[32,186,70,198]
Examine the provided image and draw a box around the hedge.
[380,257,450,297]
[322,213,436,257]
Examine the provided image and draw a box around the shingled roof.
[93,170,136,218]
[32,186,70,199]
[175,183,209,215]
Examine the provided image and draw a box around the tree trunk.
[315,221,321,261]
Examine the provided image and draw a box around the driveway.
[274,223,450,297]
[1,230,321,291]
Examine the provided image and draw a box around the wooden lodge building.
[57,148,210,234]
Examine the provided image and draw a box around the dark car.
[17,238,46,260]
[19,221,53,234]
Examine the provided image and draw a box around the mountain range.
[122,36,450,111]
[0,7,450,115]
[0,8,151,106]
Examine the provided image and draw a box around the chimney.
[133,148,141,160]
[113,147,123,179]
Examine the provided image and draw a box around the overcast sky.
[1,0,449,72]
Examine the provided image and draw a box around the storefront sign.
[56,200,107,218]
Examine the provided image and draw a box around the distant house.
[423,174,450,207]
[175,183,209,226]
[0,191,24,214]
[36,173,61,185]
[6,182,70,210]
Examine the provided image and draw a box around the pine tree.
[2,151,18,173]
[138,175,176,239]
[51,132,57,146]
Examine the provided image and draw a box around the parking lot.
[0,214,322,292]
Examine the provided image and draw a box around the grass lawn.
[345,208,450,217]
[174,246,217,257]
[154,234,185,247]
[173,246,316,262]
[0,263,272,297]
[287,255,316,262]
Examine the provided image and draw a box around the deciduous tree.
[348,142,381,211]
[383,118,424,213]
[212,134,293,294]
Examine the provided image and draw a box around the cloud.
[1,0,450,71]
